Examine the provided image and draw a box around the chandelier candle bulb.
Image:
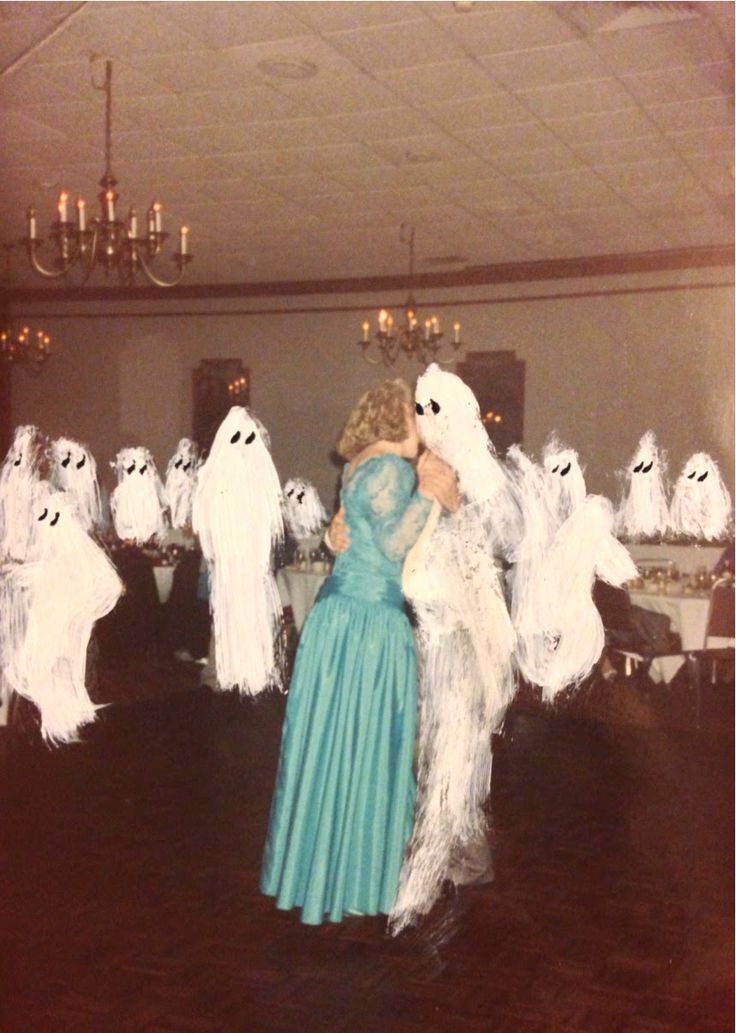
[128,207,138,238]
[378,309,389,334]
[105,190,116,222]
[362,321,370,343]
[179,225,188,255]
[147,205,156,235]
[76,198,86,232]
[453,322,461,345]
[57,192,68,223]
[153,202,162,234]
[424,319,432,341]
[432,316,440,334]
[27,207,37,240]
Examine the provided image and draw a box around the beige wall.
[10,265,734,511]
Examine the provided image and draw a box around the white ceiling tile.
[165,116,346,156]
[548,108,659,144]
[589,19,730,75]
[414,157,503,186]
[515,168,621,206]
[645,95,734,133]
[322,106,431,143]
[621,61,733,104]
[433,3,577,57]
[479,39,611,90]
[420,91,532,132]
[326,165,426,191]
[490,145,582,176]
[272,72,398,115]
[593,157,696,191]
[369,132,474,167]
[572,135,677,166]
[667,125,734,154]
[458,120,562,156]
[622,179,715,209]
[156,1,310,48]
[686,155,735,197]
[326,18,466,73]
[435,176,536,210]
[517,78,639,120]
[285,1,426,32]
[377,59,497,103]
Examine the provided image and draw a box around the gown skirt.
[260,584,417,925]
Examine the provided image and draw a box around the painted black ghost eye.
[560,462,571,477]
[429,399,440,415]
[230,431,241,444]
[245,431,256,445]
[698,471,708,482]
[38,508,48,521]
[61,453,71,468]
[286,488,294,498]
[415,402,424,416]
[13,457,21,467]
[641,461,653,474]
[633,461,643,473]
[76,454,86,470]
[687,471,696,479]
[50,511,60,527]
[183,461,191,472]
[126,463,136,475]
[551,464,559,474]
[174,458,182,469]
[139,465,147,475]
[297,491,305,503]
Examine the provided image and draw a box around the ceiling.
[0,0,733,291]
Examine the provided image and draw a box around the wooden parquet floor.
[0,684,732,1033]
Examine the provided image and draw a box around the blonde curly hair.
[337,378,412,461]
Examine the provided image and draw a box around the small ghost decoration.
[192,407,284,696]
[282,477,327,541]
[542,434,586,526]
[389,365,517,934]
[164,438,200,530]
[616,431,670,540]
[110,446,167,545]
[49,437,102,533]
[4,485,123,744]
[0,425,44,562]
[670,453,732,541]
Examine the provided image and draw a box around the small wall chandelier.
[358,224,463,366]
[23,58,192,288]
[1,323,52,375]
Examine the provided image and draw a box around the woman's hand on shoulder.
[417,451,460,512]
[325,506,350,554]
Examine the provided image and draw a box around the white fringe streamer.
[192,407,284,696]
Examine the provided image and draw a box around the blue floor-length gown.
[261,454,432,924]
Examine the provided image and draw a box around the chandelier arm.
[361,347,382,366]
[77,226,100,286]
[26,245,72,279]
[136,248,187,288]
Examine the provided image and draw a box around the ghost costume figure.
[389,365,517,935]
[670,453,732,541]
[5,486,123,744]
[192,407,284,695]
[542,434,586,526]
[616,431,670,540]
[49,436,102,533]
[110,446,167,544]
[164,438,200,530]
[282,477,327,541]
[0,424,44,562]
[509,446,637,699]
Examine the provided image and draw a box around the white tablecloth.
[277,567,329,632]
[629,589,710,683]
[626,543,723,575]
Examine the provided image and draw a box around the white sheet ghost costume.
[616,431,670,540]
[542,435,586,526]
[49,436,102,533]
[192,407,284,695]
[669,453,732,542]
[110,446,167,545]
[0,424,44,562]
[282,477,327,541]
[5,485,123,744]
[164,438,200,530]
[389,364,517,935]
[509,446,637,700]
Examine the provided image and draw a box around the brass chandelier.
[358,224,463,367]
[23,59,192,288]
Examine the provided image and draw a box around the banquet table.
[628,588,711,683]
[277,566,329,632]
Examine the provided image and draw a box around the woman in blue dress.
[261,379,457,925]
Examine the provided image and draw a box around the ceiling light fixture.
[23,58,193,288]
[358,224,464,367]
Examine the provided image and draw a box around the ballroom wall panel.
[10,266,734,511]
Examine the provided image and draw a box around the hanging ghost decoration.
[49,436,102,533]
[670,453,732,541]
[616,431,669,540]
[192,407,284,695]
[164,438,200,530]
[389,365,517,934]
[110,446,167,544]
[509,443,637,700]
[0,424,44,562]
[542,434,586,526]
[5,485,123,744]
[282,477,327,541]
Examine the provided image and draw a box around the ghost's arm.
[364,459,432,563]
[595,533,638,588]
